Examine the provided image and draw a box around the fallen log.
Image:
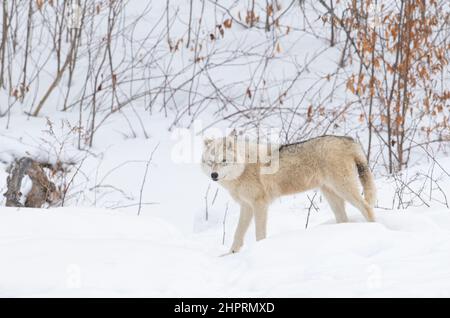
[4,157,59,208]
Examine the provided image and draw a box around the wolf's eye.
[222,159,226,163]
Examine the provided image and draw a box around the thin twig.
[222,202,229,245]
[137,143,159,216]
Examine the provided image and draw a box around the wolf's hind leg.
[333,180,376,222]
[230,203,253,253]
[321,186,348,223]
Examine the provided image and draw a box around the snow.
[2,205,450,297]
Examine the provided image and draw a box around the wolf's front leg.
[253,202,268,241]
[230,203,253,253]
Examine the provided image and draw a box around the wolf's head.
[201,132,246,182]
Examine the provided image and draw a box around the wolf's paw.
[219,250,239,257]
[219,252,233,257]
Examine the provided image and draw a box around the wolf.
[201,132,377,254]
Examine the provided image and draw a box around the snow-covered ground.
[2,204,450,297]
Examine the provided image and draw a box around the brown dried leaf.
[36,0,45,10]
[223,19,232,29]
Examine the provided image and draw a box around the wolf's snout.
[211,172,219,181]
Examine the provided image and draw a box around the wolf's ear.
[203,138,213,147]
[228,129,237,137]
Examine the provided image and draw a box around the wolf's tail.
[354,147,377,207]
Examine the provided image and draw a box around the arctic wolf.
[202,132,376,254]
